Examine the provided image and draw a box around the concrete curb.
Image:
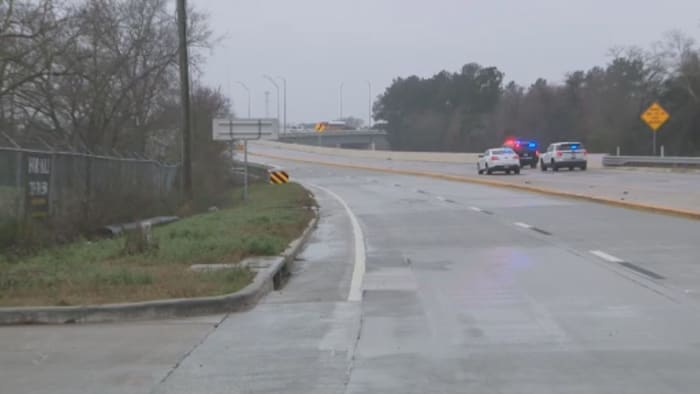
[0,208,319,325]
[252,152,700,221]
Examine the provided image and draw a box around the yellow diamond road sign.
[641,102,669,132]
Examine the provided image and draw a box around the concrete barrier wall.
[603,155,700,168]
[255,141,605,168]
[255,140,480,163]
[251,141,604,168]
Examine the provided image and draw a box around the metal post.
[15,151,24,222]
[661,145,665,157]
[653,132,657,156]
[277,76,287,134]
[48,151,56,217]
[228,117,233,141]
[616,146,620,156]
[263,75,280,128]
[227,118,236,186]
[84,153,92,225]
[243,140,249,201]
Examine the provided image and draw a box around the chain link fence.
[0,135,179,248]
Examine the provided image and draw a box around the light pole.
[235,81,251,118]
[263,75,280,131]
[176,0,192,201]
[366,80,372,128]
[276,76,287,134]
[339,82,344,120]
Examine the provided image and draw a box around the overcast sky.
[190,0,700,124]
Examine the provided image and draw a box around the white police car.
[477,148,521,175]
[540,142,588,171]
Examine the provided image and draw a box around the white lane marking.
[514,222,533,229]
[590,250,625,263]
[309,184,366,302]
[469,206,483,212]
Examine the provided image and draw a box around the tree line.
[374,31,700,155]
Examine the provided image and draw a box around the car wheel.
[515,167,521,175]
[486,164,493,175]
[569,166,574,171]
[581,164,587,171]
[477,163,483,175]
[552,160,559,172]
[540,160,547,171]
[530,162,537,169]
[506,169,511,175]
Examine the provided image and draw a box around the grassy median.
[0,183,315,307]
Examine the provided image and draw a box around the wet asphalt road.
[3,155,700,393]
[249,143,700,213]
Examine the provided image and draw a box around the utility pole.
[264,91,270,118]
[176,0,192,201]
[277,76,287,134]
[263,75,280,132]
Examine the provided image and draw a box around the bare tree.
[0,0,70,126]
[2,0,212,153]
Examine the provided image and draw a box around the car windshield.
[3,1,700,393]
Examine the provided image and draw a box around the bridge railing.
[602,155,700,168]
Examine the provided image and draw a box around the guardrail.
[603,155,700,168]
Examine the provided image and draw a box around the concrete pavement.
[3,150,700,393]
[258,157,700,393]
[0,315,225,394]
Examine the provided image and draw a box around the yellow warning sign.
[269,171,290,185]
[314,122,327,133]
[641,102,670,132]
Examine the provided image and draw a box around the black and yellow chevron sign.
[269,170,290,185]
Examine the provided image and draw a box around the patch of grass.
[0,183,314,306]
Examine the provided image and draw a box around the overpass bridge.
[277,130,390,150]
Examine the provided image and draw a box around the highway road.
[250,142,700,214]
[3,149,700,393]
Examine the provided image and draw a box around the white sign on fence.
[212,118,279,141]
